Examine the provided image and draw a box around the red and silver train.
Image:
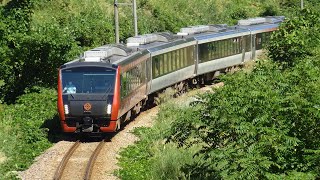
[57,16,284,133]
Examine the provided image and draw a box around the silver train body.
[75,16,284,124]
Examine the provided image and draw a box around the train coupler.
[82,117,93,132]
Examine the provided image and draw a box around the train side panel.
[118,53,150,119]
[149,45,196,93]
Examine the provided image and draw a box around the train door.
[241,36,246,63]
[194,43,199,76]
[251,34,256,59]
[146,55,152,95]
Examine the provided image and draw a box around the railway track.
[53,139,107,180]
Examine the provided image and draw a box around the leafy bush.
[0,87,57,179]
[169,58,320,179]
[117,104,199,179]
[268,8,320,66]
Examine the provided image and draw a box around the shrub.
[268,8,320,67]
[0,87,57,178]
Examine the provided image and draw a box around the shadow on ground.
[41,115,120,143]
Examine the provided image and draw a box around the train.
[57,16,284,133]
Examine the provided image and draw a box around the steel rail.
[84,139,106,180]
[53,140,81,180]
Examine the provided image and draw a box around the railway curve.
[19,82,222,180]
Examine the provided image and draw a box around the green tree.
[268,8,320,67]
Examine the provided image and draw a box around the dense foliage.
[268,9,320,66]
[0,87,58,179]
[118,7,320,180]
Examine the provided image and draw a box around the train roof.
[123,16,284,53]
[61,16,284,68]
[179,16,284,43]
[60,61,116,70]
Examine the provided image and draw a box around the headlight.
[64,105,69,115]
[107,104,112,114]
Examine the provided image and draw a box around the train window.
[120,61,146,98]
[216,41,220,58]
[171,51,174,69]
[210,42,213,58]
[179,49,184,68]
[151,46,195,79]
[186,47,190,65]
[222,40,225,57]
[181,48,184,67]
[184,48,189,66]
[210,41,213,58]
[233,38,236,54]
[220,40,223,57]
[160,54,164,75]
[222,40,226,57]
[167,52,172,73]
[227,39,230,56]
[187,46,194,65]
[152,56,160,78]
[176,50,180,69]
[181,48,185,67]
[227,39,231,56]
[62,67,116,94]
[233,38,239,55]
[228,39,231,56]
[206,44,210,62]
[245,35,251,52]
[209,42,215,60]
[237,37,241,54]
[232,38,236,54]
[216,41,220,59]
[212,41,217,59]
[127,71,132,92]
[172,51,176,71]
[219,40,223,58]
[121,72,128,97]
[162,54,166,75]
[226,39,230,56]
[226,40,229,56]
[207,43,211,61]
[200,42,221,63]
[232,38,237,55]
[240,37,243,53]
[199,44,207,63]
[256,33,263,50]
[186,47,190,66]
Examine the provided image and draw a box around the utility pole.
[133,0,138,36]
[114,0,138,44]
[301,0,304,10]
[114,0,120,44]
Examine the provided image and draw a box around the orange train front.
[57,61,121,133]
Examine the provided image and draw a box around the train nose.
[82,117,93,132]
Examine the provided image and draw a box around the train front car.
[57,45,131,134]
[57,62,120,133]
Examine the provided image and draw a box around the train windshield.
[61,67,116,94]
